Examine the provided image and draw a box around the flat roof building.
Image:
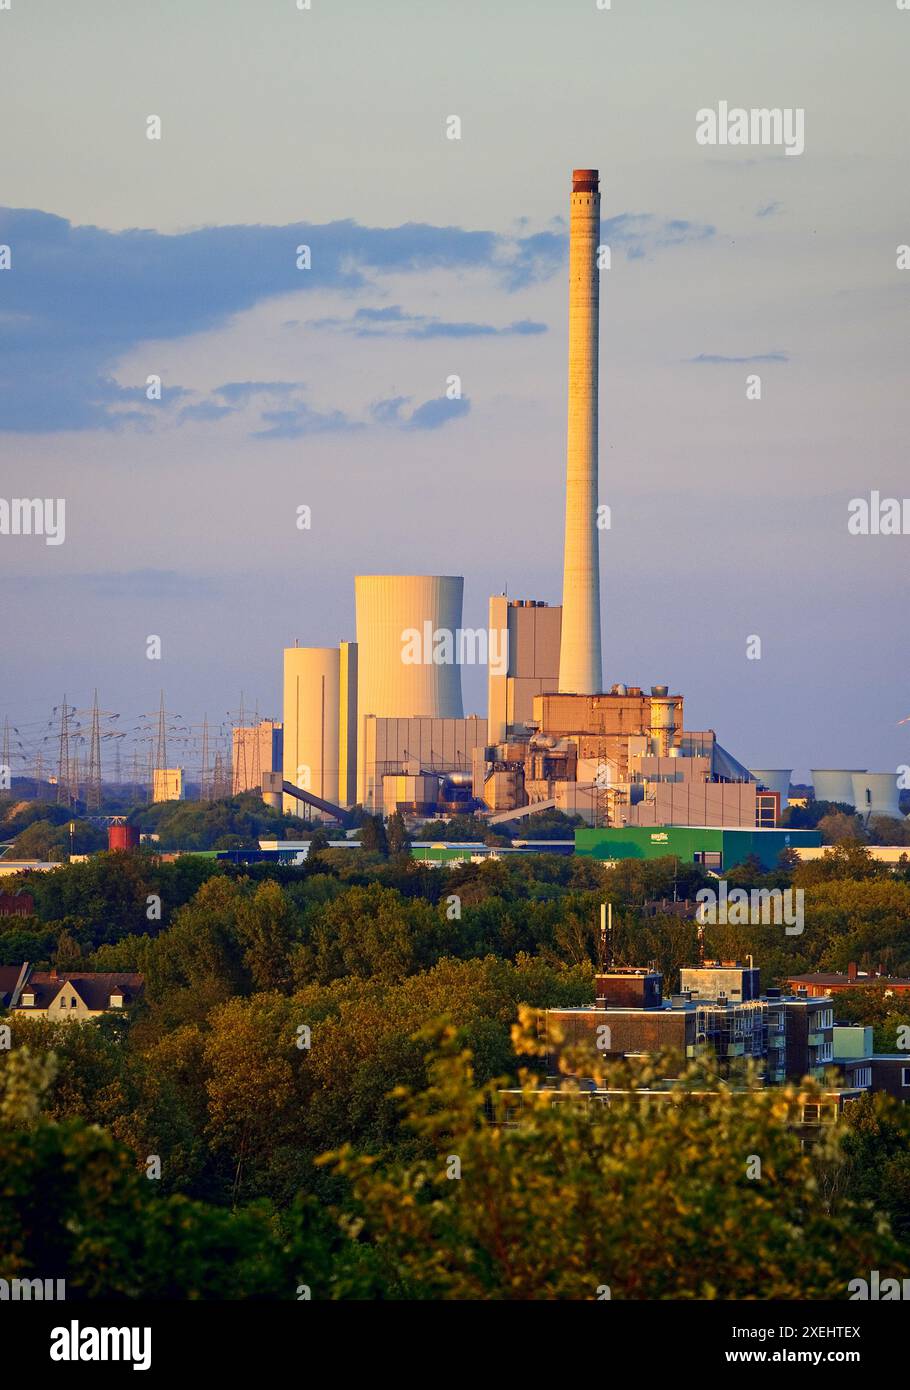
[575,825,821,870]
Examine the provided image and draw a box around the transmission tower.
[229,695,268,797]
[155,690,168,773]
[237,693,247,795]
[212,748,230,800]
[251,701,262,797]
[0,717,10,799]
[129,747,143,794]
[56,696,77,806]
[133,694,189,803]
[111,732,124,786]
[200,715,211,801]
[85,690,103,811]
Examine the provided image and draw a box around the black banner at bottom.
[0,1297,900,1378]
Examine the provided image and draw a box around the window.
[21,992,34,1007]
[70,997,77,1008]
[855,1067,871,1088]
[902,1068,910,1088]
[59,997,67,1009]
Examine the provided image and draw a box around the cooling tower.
[355,575,465,803]
[850,772,903,821]
[749,769,792,808]
[558,168,604,695]
[283,646,340,815]
[811,769,865,807]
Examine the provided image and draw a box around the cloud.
[0,205,713,433]
[370,396,410,426]
[12,569,223,600]
[370,393,471,431]
[0,209,540,432]
[251,403,363,440]
[172,378,469,439]
[601,213,715,261]
[756,201,783,218]
[215,381,303,404]
[178,400,236,423]
[309,305,547,339]
[405,395,471,431]
[688,351,790,364]
[178,382,312,425]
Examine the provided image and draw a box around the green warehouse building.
[575,825,822,871]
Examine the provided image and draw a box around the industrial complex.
[265,169,904,855]
[4,171,903,861]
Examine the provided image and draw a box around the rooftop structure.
[545,964,836,1084]
[785,965,910,996]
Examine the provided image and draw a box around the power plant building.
[361,716,486,814]
[487,597,561,745]
[355,574,466,805]
[575,825,822,871]
[232,720,283,796]
[152,767,184,803]
[282,647,341,816]
[339,641,358,808]
[749,769,791,810]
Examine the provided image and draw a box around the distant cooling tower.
[355,575,465,803]
[811,769,866,807]
[749,769,792,808]
[850,772,903,821]
[558,168,603,695]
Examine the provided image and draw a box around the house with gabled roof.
[9,966,144,1021]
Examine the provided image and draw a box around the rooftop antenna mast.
[599,901,613,971]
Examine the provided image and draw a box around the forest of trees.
[3,840,910,1298]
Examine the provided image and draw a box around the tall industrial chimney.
[558,168,603,695]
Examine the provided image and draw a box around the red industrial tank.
[108,823,140,851]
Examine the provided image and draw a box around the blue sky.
[1,0,908,780]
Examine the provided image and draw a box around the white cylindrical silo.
[851,772,903,821]
[749,769,792,808]
[283,646,340,816]
[811,769,865,807]
[355,575,465,803]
